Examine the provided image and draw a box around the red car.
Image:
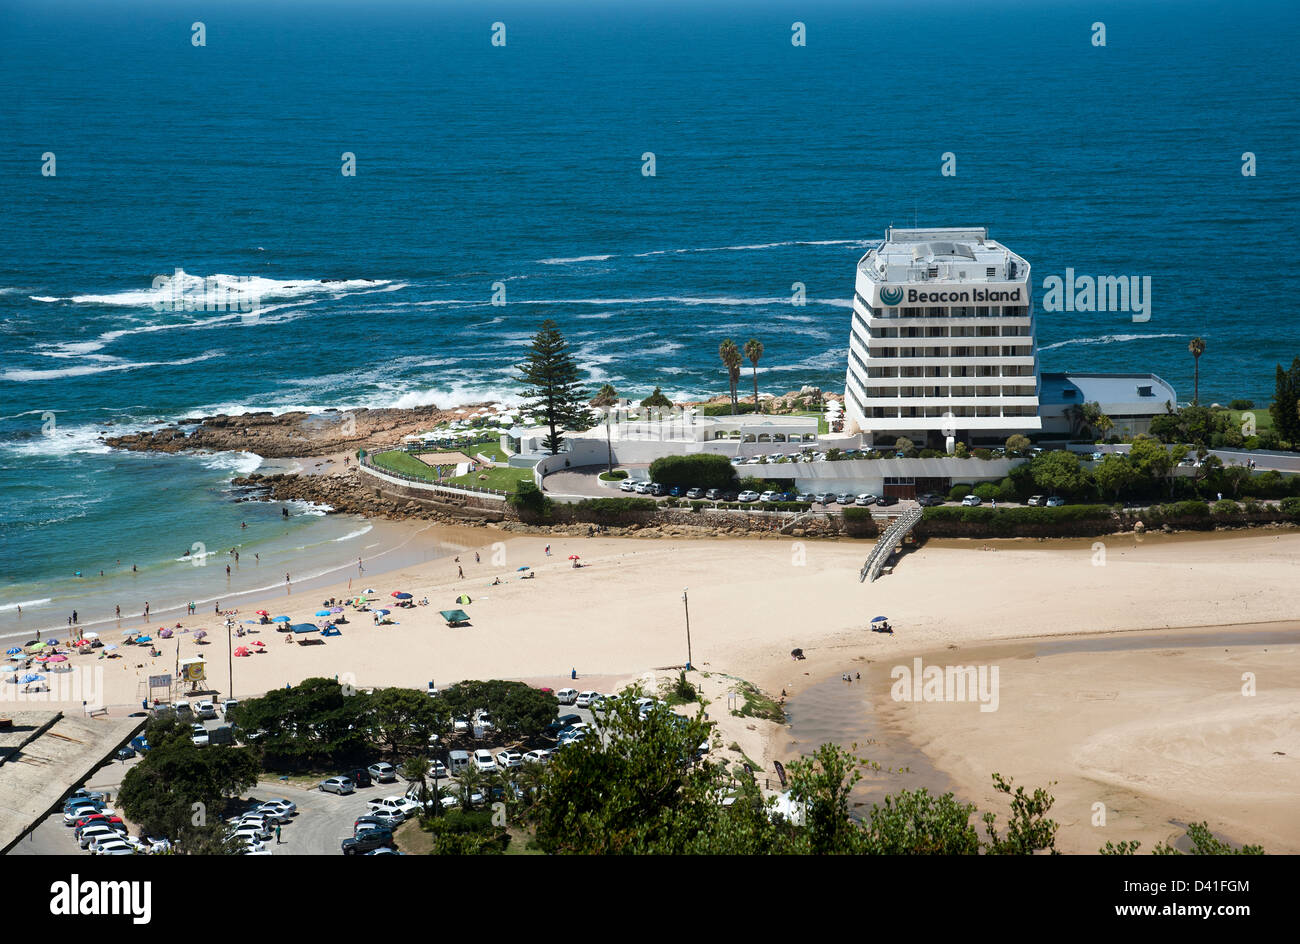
[74,813,125,833]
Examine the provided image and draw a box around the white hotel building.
[845,227,1042,449]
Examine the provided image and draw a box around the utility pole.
[225,617,234,701]
[682,588,692,670]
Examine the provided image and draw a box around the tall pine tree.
[1270,357,1300,446]
[517,319,590,455]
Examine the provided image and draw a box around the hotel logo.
[879,286,904,305]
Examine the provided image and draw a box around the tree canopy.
[517,319,589,455]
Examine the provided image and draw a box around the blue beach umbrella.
[392,592,412,600]
[871,616,888,623]
[5,647,19,655]
[374,608,391,616]
[272,615,291,623]
[315,610,332,617]
[517,566,530,572]
[290,623,319,634]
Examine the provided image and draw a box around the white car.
[230,823,272,844]
[495,750,523,769]
[221,699,239,715]
[522,749,551,764]
[575,690,600,708]
[633,481,651,494]
[472,749,497,773]
[737,490,760,502]
[618,479,636,492]
[555,688,579,705]
[194,701,217,720]
[78,825,119,849]
[93,838,135,856]
[759,490,778,502]
[855,494,876,506]
[427,759,448,779]
[260,798,298,817]
[961,494,982,506]
[365,808,405,827]
[367,796,420,819]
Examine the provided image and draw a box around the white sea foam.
[332,525,374,543]
[200,451,263,476]
[540,254,614,264]
[1038,332,1188,351]
[2,351,224,382]
[0,598,52,612]
[29,295,60,302]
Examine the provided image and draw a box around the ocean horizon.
[2,0,1298,629]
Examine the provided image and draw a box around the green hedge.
[697,402,759,416]
[598,469,628,481]
[572,497,658,522]
[1279,496,1300,519]
[648,454,739,490]
[919,504,1113,537]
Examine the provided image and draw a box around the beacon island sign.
[877,284,1027,306]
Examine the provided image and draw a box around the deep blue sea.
[2,0,1298,633]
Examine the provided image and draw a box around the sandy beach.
[12,526,1299,852]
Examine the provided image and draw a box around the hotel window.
[986,267,996,278]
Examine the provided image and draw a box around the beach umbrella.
[272,615,290,623]
[870,616,888,623]
[29,641,47,650]
[330,606,344,614]
[243,619,259,624]
[137,636,152,644]
[159,628,173,638]
[193,630,207,639]
[373,608,390,616]
[256,610,270,616]
[103,644,117,652]
[252,640,266,648]
[291,623,319,634]
[392,592,412,600]
[315,610,333,617]
[363,588,375,594]
[5,647,19,655]
[20,674,45,683]
[234,647,250,657]
[568,555,580,560]
[455,594,471,605]
[517,566,530,572]
[47,654,68,663]
[83,632,98,640]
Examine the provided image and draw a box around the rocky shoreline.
[104,403,495,458]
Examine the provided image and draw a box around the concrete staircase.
[859,505,923,583]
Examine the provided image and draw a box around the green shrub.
[1211,500,1241,516]
[508,480,553,520]
[1229,399,1255,410]
[1280,496,1300,520]
[948,484,973,502]
[697,402,758,417]
[573,497,657,522]
[598,469,628,481]
[648,454,739,490]
[972,483,1000,501]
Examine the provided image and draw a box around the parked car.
[917,492,944,506]
[367,796,420,819]
[78,825,120,849]
[795,492,817,503]
[546,713,582,737]
[758,490,778,502]
[575,690,600,708]
[721,491,739,502]
[816,492,836,505]
[619,479,636,492]
[1026,495,1046,506]
[1090,451,1105,461]
[115,745,137,761]
[347,767,373,788]
[685,487,705,499]
[876,494,899,507]
[961,494,982,506]
[523,749,552,764]
[496,750,523,769]
[367,762,398,783]
[319,776,356,795]
[855,494,876,506]
[194,700,217,720]
[835,492,854,505]
[257,799,297,821]
[1045,495,1066,507]
[705,488,723,500]
[221,699,239,716]
[92,837,136,856]
[342,828,395,855]
[555,687,578,705]
[633,481,652,494]
[472,749,498,773]
[737,490,760,502]
[649,483,667,497]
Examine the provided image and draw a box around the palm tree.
[591,383,619,477]
[743,339,764,413]
[454,761,484,813]
[1188,337,1206,405]
[401,756,431,811]
[719,339,742,414]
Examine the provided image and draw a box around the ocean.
[2,0,1298,634]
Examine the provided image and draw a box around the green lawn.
[1224,408,1274,433]
[447,465,533,493]
[792,410,830,435]
[370,449,440,480]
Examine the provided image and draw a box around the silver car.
[319,776,356,795]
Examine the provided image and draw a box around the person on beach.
[215,602,221,614]
[545,544,551,556]
[458,565,464,579]
[226,565,231,577]
[133,564,137,573]
[115,605,120,619]
[285,573,290,584]
[475,551,480,564]
[144,602,150,618]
